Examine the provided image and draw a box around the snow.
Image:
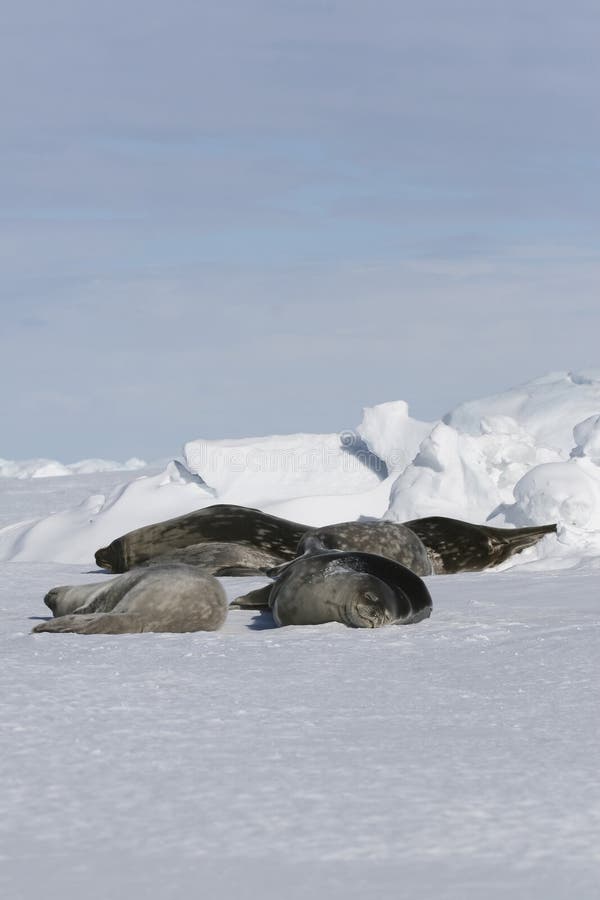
[4,370,600,567]
[445,369,600,455]
[2,371,600,897]
[0,456,147,479]
[2,563,600,898]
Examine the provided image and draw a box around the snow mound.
[3,373,600,568]
[445,370,600,455]
[0,462,213,564]
[385,417,557,524]
[356,400,432,475]
[0,456,147,479]
[183,430,383,505]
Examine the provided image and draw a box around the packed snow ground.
[2,371,600,898]
[3,564,600,899]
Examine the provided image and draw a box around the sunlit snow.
[2,371,600,899]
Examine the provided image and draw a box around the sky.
[1,0,599,461]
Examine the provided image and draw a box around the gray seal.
[296,520,432,576]
[32,564,228,635]
[95,504,308,573]
[141,541,285,576]
[403,517,557,574]
[232,549,432,628]
[94,506,432,577]
[94,503,557,577]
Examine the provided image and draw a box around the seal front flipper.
[230,584,273,610]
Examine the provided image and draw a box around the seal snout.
[43,588,60,614]
[95,546,112,570]
[95,541,123,572]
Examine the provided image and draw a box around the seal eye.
[351,593,387,628]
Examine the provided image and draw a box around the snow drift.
[2,370,600,567]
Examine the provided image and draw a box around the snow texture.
[2,563,600,899]
[2,371,600,897]
[3,371,600,567]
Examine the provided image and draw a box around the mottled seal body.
[234,550,432,628]
[403,517,557,574]
[297,521,432,576]
[94,503,557,578]
[141,541,284,576]
[33,564,227,635]
[95,504,308,573]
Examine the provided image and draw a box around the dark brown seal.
[95,504,308,573]
[403,517,557,574]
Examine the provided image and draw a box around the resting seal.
[403,517,557,574]
[93,506,432,576]
[232,549,432,628]
[95,504,307,573]
[141,541,284,576]
[94,503,557,577]
[296,521,432,576]
[32,564,227,635]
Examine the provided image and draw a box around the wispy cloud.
[1,1,599,457]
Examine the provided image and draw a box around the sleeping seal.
[95,504,307,573]
[232,549,432,628]
[403,517,557,574]
[32,564,227,635]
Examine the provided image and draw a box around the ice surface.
[2,561,599,899]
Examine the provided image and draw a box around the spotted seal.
[94,506,432,576]
[295,520,432,576]
[403,517,557,574]
[231,548,432,628]
[94,504,307,573]
[32,564,228,635]
[141,541,285,576]
[94,503,557,577]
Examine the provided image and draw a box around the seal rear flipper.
[230,584,273,610]
[404,516,557,573]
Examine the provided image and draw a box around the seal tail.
[404,516,557,573]
[487,522,557,558]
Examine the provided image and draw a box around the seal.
[94,503,557,577]
[232,549,432,628]
[32,564,228,635]
[141,541,285,576]
[95,504,308,573]
[403,517,557,574]
[296,521,432,576]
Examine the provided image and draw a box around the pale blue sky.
[2,1,599,460]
